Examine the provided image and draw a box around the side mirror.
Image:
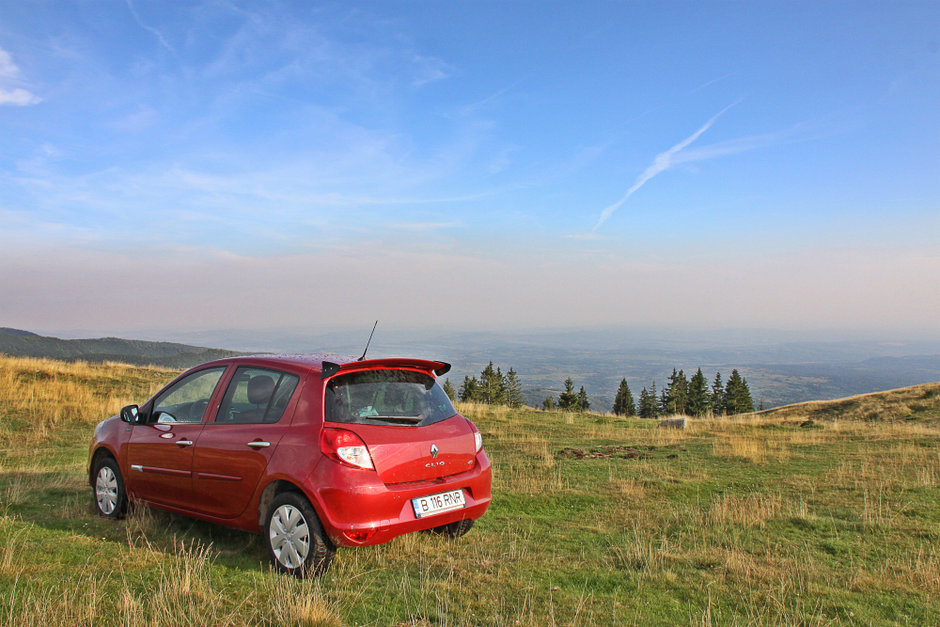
[120,405,140,424]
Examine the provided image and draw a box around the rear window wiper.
[367,415,423,425]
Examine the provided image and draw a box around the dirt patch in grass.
[779,419,823,429]
[557,444,685,460]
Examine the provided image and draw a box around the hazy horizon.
[13,322,940,355]
[5,323,940,411]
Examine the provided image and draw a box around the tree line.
[443,361,525,408]
[444,362,756,418]
[541,377,590,412]
[613,368,754,418]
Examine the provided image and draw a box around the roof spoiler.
[321,358,451,380]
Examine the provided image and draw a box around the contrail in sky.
[593,100,741,231]
[125,0,176,55]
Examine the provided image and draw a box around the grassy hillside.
[0,328,241,369]
[756,381,940,425]
[0,355,938,625]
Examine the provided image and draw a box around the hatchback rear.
[310,362,490,547]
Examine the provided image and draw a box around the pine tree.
[478,362,502,404]
[558,377,579,411]
[542,395,556,410]
[741,375,754,413]
[638,383,658,419]
[637,387,650,418]
[459,376,479,403]
[504,367,524,408]
[664,368,689,415]
[577,386,590,412]
[687,368,709,417]
[724,369,754,415]
[442,378,455,401]
[710,372,725,417]
[612,378,636,416]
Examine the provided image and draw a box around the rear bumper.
[310,450,492,547]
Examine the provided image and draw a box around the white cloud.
[0,48,20,77]
[0,87,41,106]
[0,47,41,106]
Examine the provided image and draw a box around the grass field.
[1,355,938,625]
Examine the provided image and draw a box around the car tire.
[92,456,127,519]
[265,492,335,578]
[425,518,474,538]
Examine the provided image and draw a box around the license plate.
[412,489,466,519]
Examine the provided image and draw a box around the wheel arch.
[257,479,314,529]
[88,446,118,487]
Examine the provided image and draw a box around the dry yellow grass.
[0,355,172,439]
[711,433,770,463]
[756,381,940,424]
[608,475,646,499]
[709,493,783,528]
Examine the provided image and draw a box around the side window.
[152,367,226,424]
[215,367,300,424]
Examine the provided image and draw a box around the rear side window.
[216,367,300,424]
[325,369,457,426]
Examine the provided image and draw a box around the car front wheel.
[93,456,127,519]
[265,492,335,577]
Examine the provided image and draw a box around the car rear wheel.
[93,456,127,519]
[265,492,335,577]
[425,518,474,538]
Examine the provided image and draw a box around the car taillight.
[344,528,377,543]
[320,428,374,470]
[474,430,483,453]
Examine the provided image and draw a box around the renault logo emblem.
[430,444,439,459]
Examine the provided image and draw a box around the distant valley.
[4,326,940,411]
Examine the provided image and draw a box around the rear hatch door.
[351,416,475,484]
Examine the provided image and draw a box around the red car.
[88,354,491,576]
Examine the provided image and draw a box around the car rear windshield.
[325,369,457,426]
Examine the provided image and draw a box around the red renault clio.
[88,354,491,576]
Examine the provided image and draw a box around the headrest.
[247,375,275,405]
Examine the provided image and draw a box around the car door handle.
[175,439,194,447]
[246,441,270,449]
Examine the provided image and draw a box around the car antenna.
[357,320,379,361]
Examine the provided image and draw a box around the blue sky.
[1,1,938,337]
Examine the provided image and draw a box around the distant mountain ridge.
[0,328,40,337]
[0,328,241,369]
